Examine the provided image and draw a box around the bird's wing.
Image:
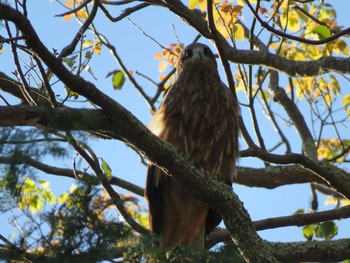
[145,164,163,235]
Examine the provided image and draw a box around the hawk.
[145,43,239,248]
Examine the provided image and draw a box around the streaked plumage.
[145,43,239,248]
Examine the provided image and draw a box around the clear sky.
[1,0,350,244]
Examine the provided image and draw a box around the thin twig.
[100,2,150,22]
[66,132,149,234]
[4,21,36,106]
[293,4,328,27]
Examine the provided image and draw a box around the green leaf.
[293,208,305,214]
[57,192,69,203]
[112,70,125,90]
[29,196,43,213]
[101,158,112,177]
[64,86,79,99]
[84,50,92,59]
[23,178,36,193]
[107,70,126,90]
[302,224,314,240]
[312,25,331,39]
[42,189,56,204]
[39,180,50,189]
[63,55,77,69]
[318,221,338,239]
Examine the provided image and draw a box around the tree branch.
[269,238,350,262]
[207,205,350,248]
[241,147,350,199]
[0,105,115,134]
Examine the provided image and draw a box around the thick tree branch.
[235,165,326,188]
[207,205,350,249]
[0,105,113,133]
[269,239,350,262]
[241,147,350,199]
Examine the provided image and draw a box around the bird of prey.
[145,43,239,248]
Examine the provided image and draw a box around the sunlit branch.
[242,0,350,45]
[269,71,317,161]
[207,205,350,248]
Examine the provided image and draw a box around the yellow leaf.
[324,196,338,206]
[77,9,88,20]
[342,94,350,110]
[153,52,163,60]
[23,178,36,193]
[328,75,340,95]
[83,40,93,47]
[216,20,230,40]
[341,199,350,206]
[199,0,207,11]
[337,39,349,56]
[93,42,102,55]
[188,0,199,9]
[57,193,69,203]
[158,60,167,73]
[65,0,74,7]
[70,184,77,193]
[317,145,331,160]
[232,23,244,40]
[324,93,332,106]
[280,10,300,33]
[64,13,74,21]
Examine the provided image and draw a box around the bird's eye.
[203,47,212,57]
[184,49,193,58]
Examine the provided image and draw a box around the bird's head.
[176,43,217,76]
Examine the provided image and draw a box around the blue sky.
[1,0,350,245]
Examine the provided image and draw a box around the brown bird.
[145,43,239,248]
